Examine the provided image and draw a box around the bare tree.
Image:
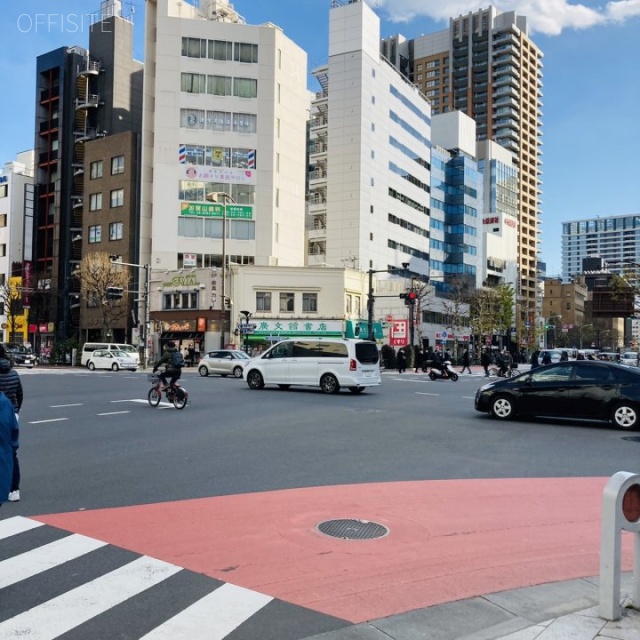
[440,276,473,358]
[74,252,130,341]
[0,279,25,342]
[468,283,514,350]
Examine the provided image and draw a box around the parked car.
[198,349,251,378]
[538,349,563,364]
[86,349,138,371]
[474,360,640,430]
[4,343,37,368]
[621,352,639,366]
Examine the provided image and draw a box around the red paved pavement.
[35,477,634,623]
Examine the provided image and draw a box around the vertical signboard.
[390,319,408,347]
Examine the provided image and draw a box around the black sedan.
[475,360,640,430]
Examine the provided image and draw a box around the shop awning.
[161,332,202,340]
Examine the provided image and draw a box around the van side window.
[316,342,348,358]
[292,341,315,357]
[269,342,292,358]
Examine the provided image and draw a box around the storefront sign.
[183,253,197,267]
[162,274,199,288]
[182,166,255,184]
[162,320,196,332]
[251,319,342,337]
[180,202,253,219]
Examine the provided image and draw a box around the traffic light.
[400,290,417,306]
[106,286,124,300]
[223,296,232,309]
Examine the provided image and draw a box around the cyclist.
[496,348,513,377]
[153,342,183,390]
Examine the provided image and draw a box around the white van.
[244,338,381,394]
[81,343,140,367]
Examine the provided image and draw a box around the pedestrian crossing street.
[0,516,348,639]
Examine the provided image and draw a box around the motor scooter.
[427,360,459,382]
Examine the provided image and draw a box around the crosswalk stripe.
[0,556,182,640]
[0,533,107,589]
[139,583,273,639]
[0,516,44,540]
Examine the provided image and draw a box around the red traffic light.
[407,291,417,300]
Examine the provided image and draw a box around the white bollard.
[599,471,640,620]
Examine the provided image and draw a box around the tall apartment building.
[142,0,309,348]
[382,6,543,338]
[562,214,640,279]
[307,0,432,284]
[30,0,142,348]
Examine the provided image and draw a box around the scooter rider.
[431,348,447,377]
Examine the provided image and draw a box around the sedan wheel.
[111,363,119,371]
[611,403,639,430]
[233,366,243,378]
[198,365,209,377]
[88,362,95,371]
[490,395,514,420]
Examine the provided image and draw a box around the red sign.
[385,314,394,322]
[390,319,408,347]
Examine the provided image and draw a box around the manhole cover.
[316,519,389,540]
[622,436,640,443]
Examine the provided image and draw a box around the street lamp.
[109,256,150,369]
[239,309,252,353]
[206,191,235,348]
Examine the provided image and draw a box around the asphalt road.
[5,366,638,518]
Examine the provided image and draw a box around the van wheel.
[320,374,340,394]
[88,362,96,371]
[246,370,264,389]
[349,387,365,394]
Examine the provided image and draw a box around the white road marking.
[97,411,131,416]
[0,516,44,541]
[28,418,69,424]
[0,556,181,640]
[139,583,273,640]
[415,392,439,396]
[50,403,83,408]
[128,399,174,407]
[0,534,107,589]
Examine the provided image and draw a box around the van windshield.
[118,345,137,354]
[355,342,379,364]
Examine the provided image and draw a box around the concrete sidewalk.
[306,574,639,640]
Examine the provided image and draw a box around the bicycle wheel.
[148,387,161,407]
[172,388,188,410]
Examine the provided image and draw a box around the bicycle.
[488,365,514,378]
[147,373,189,409]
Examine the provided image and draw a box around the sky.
[0,0,639,276]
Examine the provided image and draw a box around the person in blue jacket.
[0,391,18,507]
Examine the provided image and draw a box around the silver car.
[87,349,138,371]
[198,349,251,378]
[621,352,639,366]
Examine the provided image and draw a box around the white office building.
[307,0,432,284]
[142,0,309,273]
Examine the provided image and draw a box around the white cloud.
[374,0,639,35]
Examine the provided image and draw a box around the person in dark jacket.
[0,344,23,502]
[414,348,423,373]
[530,349,540,369]
[396,348,407,374]
[480,348,491,377]
[0,392,18,508]
[460,348,472,374]
[153,342,182,389]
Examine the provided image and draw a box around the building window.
[0,215,6,227]
[302,293,317,313]
[111,155,125,175]
[233,77,257,98]
[87,291,101,308]
[207,75,232,96]
[90,160,103,179]
[234,42,258,63]
[208,39,233,61]
[89,193,102,211]
[280,292,294,313]
[182,37,206,58]
[110,188,124,208]
[109,222,124,241]
[181,72,206,93]
[164,292,198,310]
[0,185,7,198]
[89,225,102,243]
[256,291,271,312]
[232,113,257,133]
[0,244,5,257]
[180,108,206,129]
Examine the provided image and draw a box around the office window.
[280,292,294,312]
[0,185,7,198]
[207,111,232,132]
[182,37,206,58]
[181,72,206,93]
[232,113,257,133]
[0,244,5,257]
[89,225,102,243]
[110,188,124,208]
[111,155,125,175]
[207,75,232,96]
[90,160,103,179]
[180,108,206,129]
[109,222,124,240]
[233,77,257,98]
[0,215,6,227]
[256,291,271,312]
[208,39,233,61]
[89,193,102,211]
[234,42,258,63]
[302,293,317,313]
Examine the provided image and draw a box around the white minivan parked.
[81,343,140,367]
[244,338,381,394]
